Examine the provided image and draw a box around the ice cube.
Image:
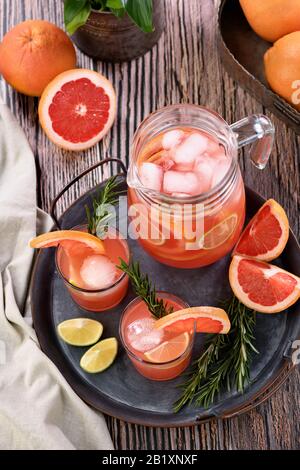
[162,129,185,150]
[80,254,118,289]
[139,162,163,191]
[206,138,221,155]
[173,133,209,170]
[193,155,216,193]
[212,158,231,187]
[212,149,227,161]
[163,170,199,195]
[127,318,163,352]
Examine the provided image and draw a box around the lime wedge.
[80,337,118,373]
[57,318,103,346]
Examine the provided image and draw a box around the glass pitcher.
[127,105,274,269]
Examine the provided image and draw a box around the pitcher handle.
[230,115,275,169]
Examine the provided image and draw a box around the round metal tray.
[31,164,300,427]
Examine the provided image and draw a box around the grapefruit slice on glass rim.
[39,69,116,151]
[233,199,289,261]
[155,307,231,334]
[229,255,300,313]
[30,230,105,254]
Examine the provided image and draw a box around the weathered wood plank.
[1,0,299,450]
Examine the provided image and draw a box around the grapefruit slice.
[203,213,238,250]
[30,230,105,254]
[178,213,238,251]
[233,199,289,261]
[144,332,190,363]
[155,307,231,334]
[229,255,300,313]
[39,69,116,151]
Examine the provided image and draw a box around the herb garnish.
[85,176,120,239]
[174,295,258,412]
[118,259,174,319]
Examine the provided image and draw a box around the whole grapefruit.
[239,0,300,42]
[0,20,76,96]
[264,31,300,111]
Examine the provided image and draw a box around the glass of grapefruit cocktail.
[119,292,194,381]
[55,225,130,312]
[127,105,274,268]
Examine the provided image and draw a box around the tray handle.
[50,158,127,229]
[193,362,294,424]
[221,362,294,420]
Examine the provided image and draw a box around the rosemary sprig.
[118,259,174,319]
[174,295,258,412]
[85,176,120,238]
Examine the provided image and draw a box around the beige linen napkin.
[0,99,113,450]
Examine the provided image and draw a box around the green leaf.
[124,0,154,33]
[64,0,91,35]
[110,8,126,18]
[106,0,123,8]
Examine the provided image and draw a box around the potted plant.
[64,0,165,62]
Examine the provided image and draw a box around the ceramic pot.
[71,0,165,62]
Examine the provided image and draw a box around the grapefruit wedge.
[233,199,289,261]
[39,69,116,151]
[229,255,300,313]
[155,307,231,334]
[30,230,105,254]
[144,332,190,363]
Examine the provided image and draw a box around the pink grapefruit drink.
[56,226,129,312]
[128,126,245,268]
[120,293,194,381]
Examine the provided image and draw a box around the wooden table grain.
[1,0,299,450]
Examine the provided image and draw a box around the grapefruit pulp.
[233,199,289,261]
[229,255,300,313]
[155,307,231,334]
[39,69,116,151]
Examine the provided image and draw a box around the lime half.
[57,318,103,347]
[80,337,118,373]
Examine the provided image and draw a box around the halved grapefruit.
[155,307,231,334]
[30,230,105,253]
[229,255,300,313]
[233,199,289,261]
[39,69,116,151]
[144,332,190,363]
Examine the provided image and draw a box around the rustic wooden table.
[1,0,299,450]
